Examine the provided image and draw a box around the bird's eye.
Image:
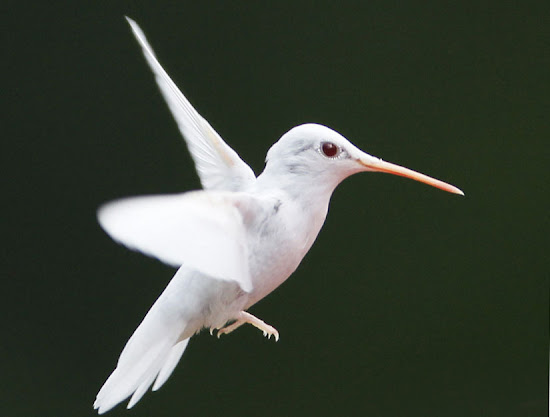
[321,142,340,158]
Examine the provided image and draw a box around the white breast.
[244,192,329,308]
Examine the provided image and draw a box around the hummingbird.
[94,17,463,414]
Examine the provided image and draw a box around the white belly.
[245,196,327,308]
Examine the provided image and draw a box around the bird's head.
[263,123,463,196]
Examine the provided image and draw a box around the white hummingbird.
[94,17,464,414]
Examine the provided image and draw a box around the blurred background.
[3,1,548,416]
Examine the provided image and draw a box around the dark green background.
[3,2,548,416]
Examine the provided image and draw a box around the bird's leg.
[216,311,279,341]
[214,319,245,337]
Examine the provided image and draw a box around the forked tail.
[94,289,192,413]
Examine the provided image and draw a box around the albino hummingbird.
[94,17,464,414]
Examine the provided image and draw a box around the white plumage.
[94,17,463,414]
[98,192,253,291]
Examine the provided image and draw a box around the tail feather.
[95,333,190,414]
[94,262,225,413]
[94,274,194,414]
[126,363,161,410]
[152,339,189,392]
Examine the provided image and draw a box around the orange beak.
[359,157,464,195]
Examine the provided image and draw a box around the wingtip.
[125,16,144,36]
[125,16,139,33]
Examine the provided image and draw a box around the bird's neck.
[255,166,339,212]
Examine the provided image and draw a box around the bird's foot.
[216,311,279,341]
[215,319,245,337]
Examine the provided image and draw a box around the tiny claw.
[209,328,214,336]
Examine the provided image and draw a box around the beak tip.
[360,157,465,197]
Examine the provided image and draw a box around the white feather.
[125,16,255,192]
[96,17,463,415]
[152,339,189,391]
[95,330,179,414]
[97,191,253,292]
[95,267,208,414]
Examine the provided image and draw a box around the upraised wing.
[98,191,254,292]
[126,17,255,191]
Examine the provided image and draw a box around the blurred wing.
[98,191,253,292]
[126,17,255,191]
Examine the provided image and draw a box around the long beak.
[359,156,464,195]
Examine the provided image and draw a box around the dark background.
[3,1,548,416]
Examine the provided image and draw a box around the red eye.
[321,142,340,158]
